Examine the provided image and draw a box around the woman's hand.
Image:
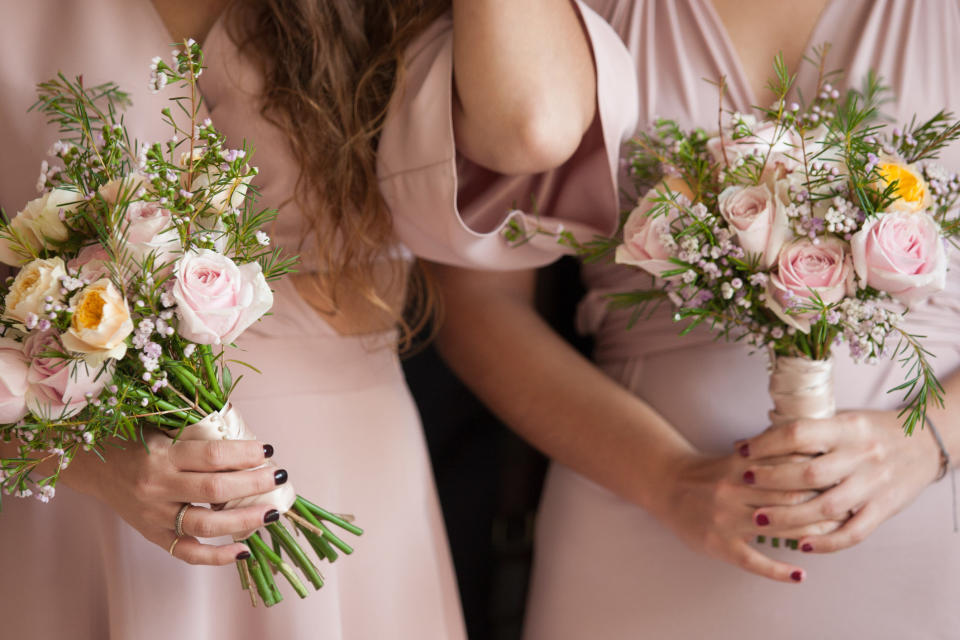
[650,451,842,583]
[65,431,286,566]
[738,410,942,553]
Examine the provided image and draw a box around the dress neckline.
[697,0,837,111]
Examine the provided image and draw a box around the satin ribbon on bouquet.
[174,403,296,539]
[768,356,836,425]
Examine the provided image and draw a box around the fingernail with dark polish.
[801,543,813,553]
[756,513,770,526]
[236,550,251,560]
[274,469,288,485]
[264,509,280,523]
[263,444,274,459]
[790,570,803,582]
[743,470,756,484]
[738,443,750,458]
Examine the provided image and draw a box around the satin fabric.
[0,2,467,638]
[380,1,639,271]
[523,2,960,638]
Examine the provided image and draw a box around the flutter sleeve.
[377,1,638,270]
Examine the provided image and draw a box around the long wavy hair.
[226,0,450,346]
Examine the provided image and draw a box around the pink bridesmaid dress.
[0,2,465,638]
[521,2,960,638]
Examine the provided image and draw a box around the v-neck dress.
[521,2,960,638]
[0,2,471,638]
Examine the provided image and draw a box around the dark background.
[402,257,590,640]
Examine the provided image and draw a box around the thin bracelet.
[926,416,952,482]
[925,416,958,533]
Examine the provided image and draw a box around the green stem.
[295,519,339,562]
[236,559,250,591]
[199,345,224,401]
[141,414,190,429]
[248,534,283,604]
[244,552,275,607]
[150,396,199,420]
[249,531,309,599]
[162,383,214,416]
[297,497,364,536]
[293,503,353,556]
[167,365,221,411]
[267,522,324,590]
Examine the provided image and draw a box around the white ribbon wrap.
[173,403,296,540]
[768,356,836,425]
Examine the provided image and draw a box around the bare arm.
[430,263,817,583]
[452,0,597,175]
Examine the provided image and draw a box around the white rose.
[717,184,790,268]
[0,189,77,265]
[172,249,273,345]
[4,257,68,323]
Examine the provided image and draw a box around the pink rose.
[765,237,854,332]
[123,201,181,268]
[70,244,111,282]
[0,337,29,423]
[172,249,273,345]
[717,184,790,267]
[614,191,680,279]
[708,123,802,171]
[24,332,107,419]
[850,211,946,305]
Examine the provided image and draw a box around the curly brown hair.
[226,0,450,344]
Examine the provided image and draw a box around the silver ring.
[175,503,192,538]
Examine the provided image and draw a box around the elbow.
[459,100,596,176]
[502,108,592,175]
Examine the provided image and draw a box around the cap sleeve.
[377,1,638,270]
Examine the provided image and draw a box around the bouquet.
[0,40,361,607]
[567,51,960,543]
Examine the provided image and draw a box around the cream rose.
[850,211,946,305]
[615,191,680,279]
[172,249,273,345]
[877,157,933,213]
[765,237,854,333]
[24,331,107,419]
[62,279,134,366]
[717,184,790,267]
[181,149,252,215]
[4,257,68,324]
[0,189,77,265]
[707,123,802,171]
[0,337,29,423]
[98,173,148,204]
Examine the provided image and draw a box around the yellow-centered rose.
[877,159,933,213]
[62,279,133,366]
[4,257,67,323]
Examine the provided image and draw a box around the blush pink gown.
[520,1,960,638]
[0,2,468,638]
